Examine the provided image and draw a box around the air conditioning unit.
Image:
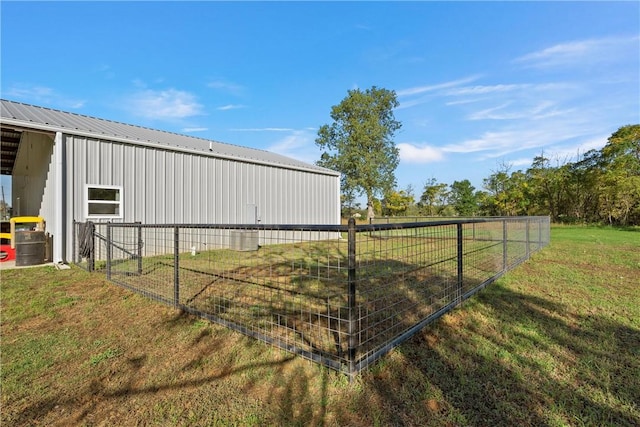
[229,230,259,251]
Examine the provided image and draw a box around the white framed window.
[86,185,123,219]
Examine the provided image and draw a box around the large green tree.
[449,179,479,216]
[598,124,640,225]
[315,86,401,220]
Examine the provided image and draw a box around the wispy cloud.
[207,79,245,96]
[444,83,532,97]
[230,127,294,132]
[514,35,640,69]
[467,100,573,121]
[397,76,481,97]
[396,76,483,110]
[398,143,445,163]
[217,104,245,111]
[4,84,85,109]
[182,127,208,133]
[266,129,321,164]
[545,134,609,162]
[499,133,609,170]
[126,89,204,120]
[442,124,593,160]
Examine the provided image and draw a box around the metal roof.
[0,99,339,176]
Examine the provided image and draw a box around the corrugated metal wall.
[67,134,340,227]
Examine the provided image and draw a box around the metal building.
[0,99,341,264]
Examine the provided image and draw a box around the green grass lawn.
[1,225,638,426]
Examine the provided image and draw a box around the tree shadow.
[357,284,640,426]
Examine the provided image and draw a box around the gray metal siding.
[65,134,340,259]
[68,135,340,227]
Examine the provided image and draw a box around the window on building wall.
[86,185,122,218]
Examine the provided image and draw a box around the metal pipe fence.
[97,216,549,378]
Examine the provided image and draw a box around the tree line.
[316,86,640,226]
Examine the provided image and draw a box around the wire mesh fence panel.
[102,216,550,377]
[353,224,460,368]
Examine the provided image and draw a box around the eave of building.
[0,112,340,176]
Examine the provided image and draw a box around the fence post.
[526,218,531,259]
[347,217,357,378]
[174,226,180,308]
[88,222,95,272]
[538,218,543,250]
[137,222,143,275]
[456,223,463,304]
[72,220,77,264]
[502,219,508,272]
[106,222,112,281]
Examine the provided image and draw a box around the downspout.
[54,132,64,263]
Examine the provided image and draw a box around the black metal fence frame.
[76,216,550,378]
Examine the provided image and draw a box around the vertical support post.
[538,218,543,251]
[456,223,463,304]
[106,222,112,281]
[72,221,76,264]
[137,222,143,275]
[174,226,180,308]
[502,219,508,271]
[537,217,544,250]
[526,218,531,259]
[88,222,95,273]
[347,218,357,378]
[53,132,64,264]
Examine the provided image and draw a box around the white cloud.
[396,75,481,97]
[510,157,535,167]
[127,89,203,120]
[217,104,245,111]
[442,125,590,158]
[445,83,532,97]
[461,129,547,154]
[546,134,609,162]
[514,35,640,69]
[230,127,294,132]
[467,100,573,121]
[266,130,320,164]
[398,142,445,163]
[4,84,85,109]
[182,127,208,133]
[207,80,245,96]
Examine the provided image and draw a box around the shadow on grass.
[357,284,640,426]
[7,281,639,426]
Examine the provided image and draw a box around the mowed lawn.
[1,225,638,426]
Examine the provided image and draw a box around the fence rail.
[94,216,549,378]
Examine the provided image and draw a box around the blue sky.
[1,1,639,205]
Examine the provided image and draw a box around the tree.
[483,163,531,216]
[315,86,402,220]
[597,125,640,225]
[382,190,414,216]
[601,124,640,173]
[482,163,512,215]
[449,179,478,216]
[419,178,449,216]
